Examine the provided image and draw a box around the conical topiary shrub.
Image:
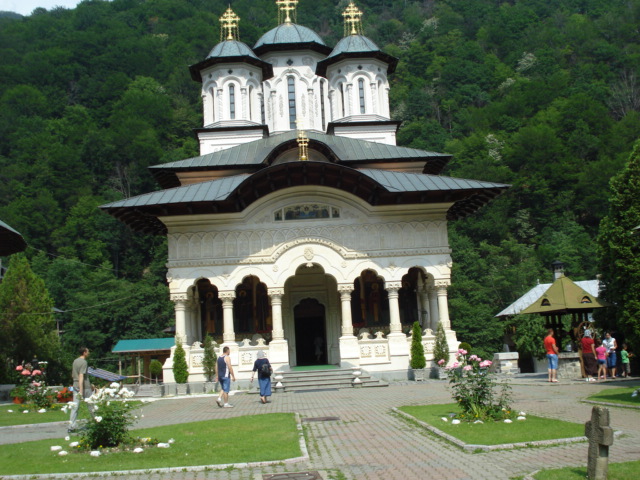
[433,322,450,366]
[172,341,189,384]
[410,321,427,369]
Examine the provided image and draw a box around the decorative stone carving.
[191,354,204,368]
[304,247,314,261]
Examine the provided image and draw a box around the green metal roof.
[0,219,27,256]
[253,23,331,56]
[112,338,175,353]
[152,130,449,171]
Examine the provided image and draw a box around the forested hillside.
[1,0,639,374]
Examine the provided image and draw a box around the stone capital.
[170,293,188,303]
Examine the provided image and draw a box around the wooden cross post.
[584,406,614,480]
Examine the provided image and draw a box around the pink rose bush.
[13,360,53,409]
[442,350,513,422]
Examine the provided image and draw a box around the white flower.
[474,420,484,424]
[110,382,120,389]
[64,436,70,441]
[93,406,99,411]
[50,446,62,451]
[157,443,170,448]
[95,416,103,423]
[141,414,144,418]
[517,416,526,421]
[133,447,144,453]
[451,419,460,425]
[58,451,68,456]
[38,408,46,413]
[504,419,512,423]
[90,450,101,457]
[168,438,175,444]
[61,406,68,414]
[69,442,79,447]
[440,417,448,422]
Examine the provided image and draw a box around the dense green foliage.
[597,141,640,346]
[172,342,188,384]
[202,334,216,382]
[0,0,639,364]
[433,322,450,365]
[409,321,426,369]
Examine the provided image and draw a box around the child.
[621,343,634,378]
[595,339,608,381]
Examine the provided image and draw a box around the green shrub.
[202,335,216,382]
[458,342,472,354]
[80,383,136,449]
[409,321,426,369]
[149,359,163,383]
[433,322,450,366]
[172,342,189,384]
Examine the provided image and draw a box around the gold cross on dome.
[343,2,363,36]
[276,0,298,25]
[295,118,308,161]
[219,6,240,41]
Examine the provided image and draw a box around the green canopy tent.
[0,220,27,256]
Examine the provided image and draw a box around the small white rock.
[58,451,68,456]
[38,408,46,413]
[519,411,526,416]
[517,416,526,421]
[22,410,29,414]
[64,436,70,441]
[157,443,170,448]
[50,446,62,451]
[504,419,513,423]
[451,419,461,425]
[474,420,484,424]
[133,447,144,453]
[69,441,79,447]
[90,450,101,457]
[440,417,448,422]
[7,410,13,413]
[168,438,175,444]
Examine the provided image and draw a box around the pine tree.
[0,254,60,382]
[202,334,216,382]
[597,141,640,346]
[172,341,189,384]
[409,321,426,369]
[433,322,450,366]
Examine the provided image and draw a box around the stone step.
[275,368,387,391]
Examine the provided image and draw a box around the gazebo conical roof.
[0,219,27,256]
[520,275,609,315]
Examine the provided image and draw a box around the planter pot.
[150,384,164,398]
[413,368,426,382]
[12,397,24,404]
[204,381,216,394]
[176,384,188,396]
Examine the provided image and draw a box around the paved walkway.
[2,377,639,480]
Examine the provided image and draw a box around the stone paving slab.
[1,378,639,480]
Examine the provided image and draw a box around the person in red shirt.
[544,328,559,383]
[580,329,597,381]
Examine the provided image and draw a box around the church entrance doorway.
[294,298,327,366]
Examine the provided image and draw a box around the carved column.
[269,288,285,340]
[328,89,336,121]
[346,83,353,116]
[171,293,188,344]
[338,285,355,336]
[220,291,236,343]
[428,286,439,331]
[216,88,223,121]
[387,283,402,334]
[202,94,210,126]
[419,286,430,329]
[436,281,451,330]
[370,82,378,114]
[241,87,248,120]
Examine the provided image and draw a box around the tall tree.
[0,254,61,382]
[597,140,640,346]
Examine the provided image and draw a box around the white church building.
[102,1,508,382]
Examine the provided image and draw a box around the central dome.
[253,23,331,55]
[207,39,260,59]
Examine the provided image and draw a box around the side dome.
[316,34,398,77]
[328,34,380,58]
[189,39,273,83]
[253,23,332,56]
[207,39,260,59]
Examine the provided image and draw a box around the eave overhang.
[0,220,27,256]
[101,163,509,235]
[316,50,398,77]
[189,56,274,82]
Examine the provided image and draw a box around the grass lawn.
[585,386,640,407]
[399,404,585,445]
[532,460,640,480]
[0,401,140,427]
[0,413,300,475]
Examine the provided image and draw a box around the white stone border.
[0,413,309,479]
[582,399,640,410]
[392,407,601,452]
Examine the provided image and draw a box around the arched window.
[339,82,345,117]
[248,86,253,120]
[260,91,266,124]
[358,78,366,114]
[209,88,216,123]
[319,80,326,130]
[229,84,236,120]
[287,76,297,129]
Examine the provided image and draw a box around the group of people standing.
[580,330,632,381]
[214,347,272,408]
[545,328,633,382]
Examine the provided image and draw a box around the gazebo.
[0,220,27,256]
